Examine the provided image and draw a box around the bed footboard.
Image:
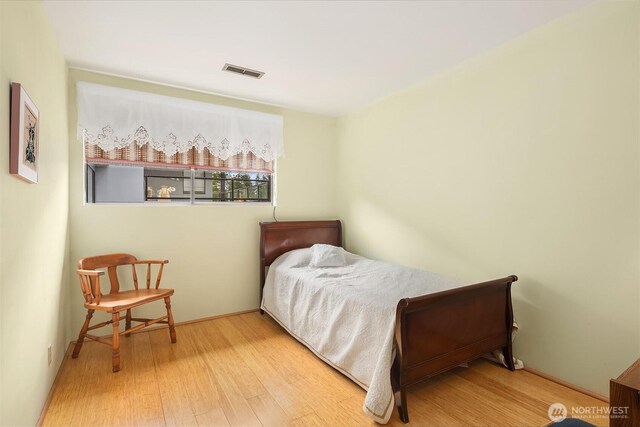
[392,275,518,423]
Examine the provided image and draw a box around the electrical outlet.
[48,345,52,366]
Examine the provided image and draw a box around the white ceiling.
[43,0,594,116]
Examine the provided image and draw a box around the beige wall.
[0,1,70,425]
[336,1,639,396]
[67,69,339,338]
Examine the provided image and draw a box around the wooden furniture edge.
[609,358,640,426]
[524,366,609,403]
[392,275,517,422]
[613,357,640,389]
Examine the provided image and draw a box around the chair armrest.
[76,269,105,304]
[77,269,106,276]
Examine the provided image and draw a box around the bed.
[259,220,518,423]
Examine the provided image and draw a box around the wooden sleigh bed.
[259,220,518,423]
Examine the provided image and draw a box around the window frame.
[83,163,277,206]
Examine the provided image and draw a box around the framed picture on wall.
[10,83,39,184]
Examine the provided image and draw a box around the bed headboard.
[259,220,343,294]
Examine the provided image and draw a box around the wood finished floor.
[41,312,608,426]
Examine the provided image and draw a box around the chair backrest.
[77,253,138,294]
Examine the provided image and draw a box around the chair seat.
[86,288,174,312]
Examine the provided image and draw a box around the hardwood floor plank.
[451,364,552,416]
[467,361,608,426]
[130,333,166,426]
[200,320,267,400]
[203,364,262,427]
[183,323,262,426]
[247,392,291,426]
[412,372,543,426]
[406,372,506,426]
[291,378,368,427]
[221,315,316,420]
[41,313,610,427]
[148,329,199,426]
[163,325,224,417]
[77,339,115,426]
[104,337,135,426]
[216,317,305,424]
[195,408,230,427]
[236,313,309,384]
[259,376,316,420]
[338,392,461,427]
[236,314,363,405]
[215,316,283,382]
[289,413,325,427]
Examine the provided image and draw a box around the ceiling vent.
[222,63,265,79]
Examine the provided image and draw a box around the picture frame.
[10,83,39,184]
[183,170,205,194]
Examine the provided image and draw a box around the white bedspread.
[261,248,468,424]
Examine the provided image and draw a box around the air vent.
[222,63,265,79]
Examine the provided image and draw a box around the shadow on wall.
[343,196,506,281]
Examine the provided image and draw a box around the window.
[195,171,271,202]
[77,81,283,205]
[85,165,273,204]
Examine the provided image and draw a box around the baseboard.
[120,308,261,336]
[36,342,74,426]
[168,308,260,328]
[524,366,609,403]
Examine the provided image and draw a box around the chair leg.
[164,296,177,344]
[112,312,121,372]
[125,309,132,337]
[72,309,94,359]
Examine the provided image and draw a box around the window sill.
[83,201,275,207]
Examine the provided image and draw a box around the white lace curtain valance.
[77,82,284,172]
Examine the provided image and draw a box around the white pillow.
[309,244,347,268]
[287,248,312,268]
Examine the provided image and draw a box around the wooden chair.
[72,253,177,372]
